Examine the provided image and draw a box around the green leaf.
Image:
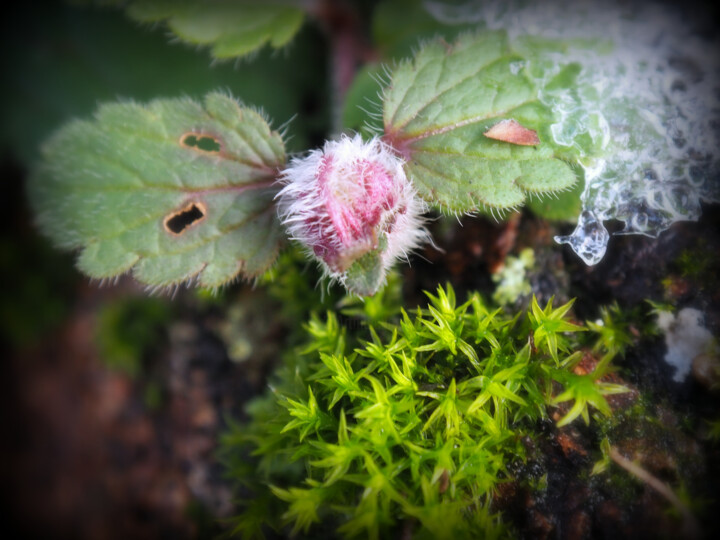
[344,0,480,138]
[526,170,584,221]
[29,92,286,288]
[528,296,585,362]
[0,2,326,165]
[126,0,305,59]
[383,32,578,213]
[422,378,461,437]
[281,387,329,441]
[344,247,385,297]
[269,485,324,535]
[551,372,628,427]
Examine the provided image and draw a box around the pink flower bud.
[277,135,428,295]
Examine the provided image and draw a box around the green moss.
[492,248,535,306]
[221,284,627,538]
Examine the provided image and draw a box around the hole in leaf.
[180,133,221,153]
[164,202,206,235]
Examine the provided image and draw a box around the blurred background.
[2,1,719,539]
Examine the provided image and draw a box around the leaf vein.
[390,53,522,132]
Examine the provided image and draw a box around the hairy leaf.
[126,0,304,59]
[383,32,578,213]
[526,174,584,221]
[29,92,286,288]
[343,0,478,141]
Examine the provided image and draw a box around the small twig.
[609,447,701,539]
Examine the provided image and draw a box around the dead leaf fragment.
[438,469,450,494]
[484,119,540,146]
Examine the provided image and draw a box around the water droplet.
[555,210,609,266]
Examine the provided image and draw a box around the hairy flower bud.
[277,135,429,295]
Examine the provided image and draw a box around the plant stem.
[609,447,700,539]
[309,0,376,136]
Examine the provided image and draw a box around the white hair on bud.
[276,134,430,293]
